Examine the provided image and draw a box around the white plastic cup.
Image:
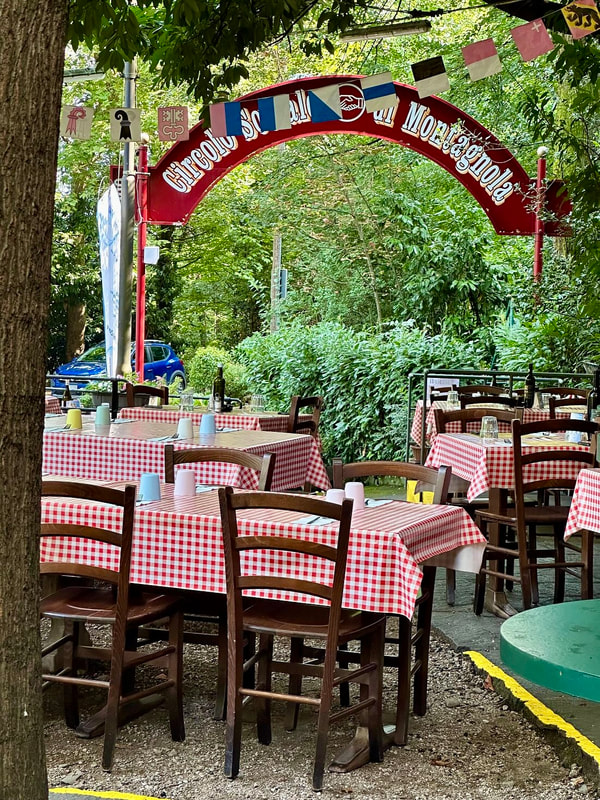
[199,413,217,435]
[177,417,194,440]
[95,404,111,426]
[344,481,365,510]
[139,472,161,502]
[65,408,82,430]
[174,468,196,496]
[325,488,346,504]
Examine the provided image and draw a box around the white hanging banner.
[97,184,121,377]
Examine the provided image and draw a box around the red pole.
[135,140,149,381]
[533,145,547,283]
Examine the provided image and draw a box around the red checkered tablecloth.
[119,406,297,432]
[42,421,330,491]
[565,468,600,539]
[410,400,577,446]
[45,396,61,415]
[40,484,485,620]
[426,432,591,502]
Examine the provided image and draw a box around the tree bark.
[0,1,69,797]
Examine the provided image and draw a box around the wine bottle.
[213,364,225,413]
[63,380,73,409]
[524,364,536,408]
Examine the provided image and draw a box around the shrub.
[186,346,249,399]
[236,321,485,462]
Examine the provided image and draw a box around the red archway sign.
[147,75,570,236]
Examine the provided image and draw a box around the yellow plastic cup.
[65,408,83,429]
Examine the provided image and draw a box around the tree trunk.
[66,301,86,361]
[0,1,68,797]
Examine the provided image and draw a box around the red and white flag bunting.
[510,18,554,61]
[462,39,502,81]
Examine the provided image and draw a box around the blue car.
[51,340,186,389]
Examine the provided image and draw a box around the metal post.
[270,232,282,333]
[117,60,136,376]
[533,146,547,284]
[135,139,149,381]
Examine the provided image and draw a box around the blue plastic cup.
[139,472,161,502]
[199,413,217,435]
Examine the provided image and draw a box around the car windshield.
[77,345,106,362]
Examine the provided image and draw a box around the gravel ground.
[44,625,599,800]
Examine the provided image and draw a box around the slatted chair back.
[164,444,275,490]
[331,459,451,504]
[457,384,508,397]
[460,393,519,409]
[434,406,522,437]
[287,394,323,437]
[548,396,588,419]
[126,382,169,407]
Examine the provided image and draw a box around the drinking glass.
[250,394,266,412]
[480,415,499,441]
[447,390,460,410]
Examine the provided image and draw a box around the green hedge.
[236,321,484,463]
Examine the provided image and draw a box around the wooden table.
[45,395,61,415]
[118,405,299,432]
[565,467,600,538]
[411,400,584,448]
[425,431,591,616]
[43,419,330,491]
[41,482,486,765]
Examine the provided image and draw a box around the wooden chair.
[287,394,323,438]
[331,458,451,734]
[218,486,385,791]
[164,445,276,490]
[126,382,169,407]
[434,405,522,437]
[40,480,185,770]
[433,405,523,599]
[457,384,509,397]
[474,418,598,613]
[429,385,456,404]
[161,444,275,720]
[544,387,589,399]
[548,396,588,419]
[460,394,519,409]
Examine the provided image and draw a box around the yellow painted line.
[50,789,167,800]
[466,650,600,765]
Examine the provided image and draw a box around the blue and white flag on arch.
[209,101,243,137]
[257,95,292,132]
[97,184,121,378]
[308,85,342,122]
[360,73,399,113]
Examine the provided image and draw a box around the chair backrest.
[331,459,451,504]
[164,444,276,490]
[40,481,136,608]
[457,384,508,397]
[434,406,522,436]
[460,393,519,409]
[287,395,323,437]
[548,396,588,419]
[544,387,589,399]
[126,383,169,407]
[511,419,598,516]
[429,386,456,404]
[218,485,353,646]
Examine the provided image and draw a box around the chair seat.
[41,586,180,624]
[478,505,570,528]
[244,600,385,642]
